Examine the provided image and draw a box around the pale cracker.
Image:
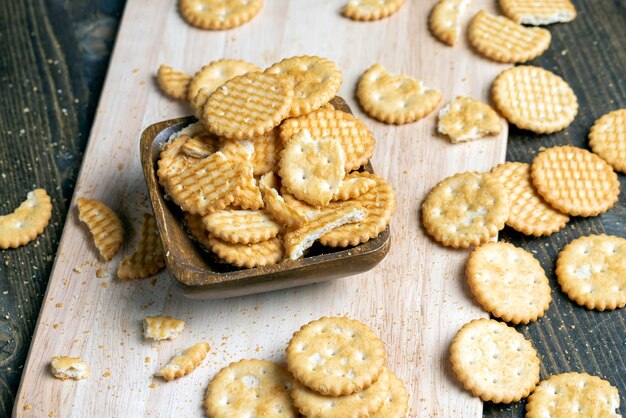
[284,206,364,260]
[490,162,569,236]
[0,189,52,250]
[279,107,375,172]
[187,59,260,103]
[77,198,124,261]
[155,342,210,381]
[320,172,396,247]
[500,0,576,25]
[450,318,540,403]
[50,356,89,381]
[181,134,219,158]
[438,96,502,143]
[468,10,551,63]
[492,66,578,133]
[185,213,212,249]
[332,175,377,201]
[204,359,297,418]
[526,373,621,418]
[421,172,509,248]
[371,369,410,418]
[167,151,247,215]
[343,0,405,21]
[278,130,346,207]
[208,236,283,268]
[589,109,626,173]
[156,65,191,100]
[202,71,293,140]
[428,0,470,46]
[179,0,263,30]
[265,56,342,117]
[357,64,442,124]
[281,188,322,218]
[259,173,307,229]
[143,316,185,341]
[117,214,165,280]
[203,210,280,244]
[290,365,390,418]
[556,234,626,311]
[531,146,619,217]
[286,316,386,396]
[467,242,552,324]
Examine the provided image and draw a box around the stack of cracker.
[156,56,396,268]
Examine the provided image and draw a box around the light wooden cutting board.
[14,0,509,416]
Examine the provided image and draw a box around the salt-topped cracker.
[50,356,89,381]
[438,96,501,143]
[467,242,552,324]
[202,72,293,140]
[492,66,578,133]
[155,342,209,381]
[491,162,569,236]
[526,373,621,418]
[204,359,297,418]
[371,369,409,418]
[179,0,263,30]
[429,0,470,46]
[266,56,342,117]
[291,366,390,418]
[357,64,442,125]
[279,107,375,172]
[279,130,346,207]
[320,172,395,247]
[143,316,185,341]
[468,10,551,63]
[332,175,377,201]
[556,234,626,311]
[156,65,191,100]
[167,151,247,215]
[187,59,260,103]
[500,0,576,25]
[259,173,307,229]
[343,0,405,21]
[117,214,165,280]
[77,198,124,261]
[207,236,283,268]
[286,316,386,396]
[421,172,509,248]
[450,318,540,403]
[531,146,619,217]
[589,109,626,174]
[284,206,364,260]
[0,189,52,250]
[203,210,280,244]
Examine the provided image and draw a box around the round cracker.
[556,234,626,311]
[421,172,509,248]
[265,56,342,117]
[286,316,386,396]
[531,146,619,217]
[187,59,260,103]
[207,235,283,268]
[343,0,405,21]
[490,162,569,237]
[589,109,626,174]
[467,242,552,324]
[450,318,540,403]
[179,0,263,30]
[428,0,469,46]
[204,359,297,418]
[0,189,53,250]
[371,369,409,418]
[492,66,578,133]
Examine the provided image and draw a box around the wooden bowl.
[140,97,390,299]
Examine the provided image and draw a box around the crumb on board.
[55,303,63,308]
[96,267,107,278]
[73,267,82,274]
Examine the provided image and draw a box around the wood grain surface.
[0,0,624,417]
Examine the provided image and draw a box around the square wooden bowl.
[140,97,390,299]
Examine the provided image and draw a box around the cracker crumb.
[73,267,83,273]
[145,357,151,363]
[53,323,59,329]
[149,383,157,389]
[55,303,63,308]
[23,403,33,411]
[96,267,107,278]
[103,370,111,377]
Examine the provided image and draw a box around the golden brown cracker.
[429,0,470,46]
[556,234,626,311]
[589,109,626,173]
[156,65,191,100]
[155,342,209,381]
[332,175,377,201]
[357,64,442,124]
[50,356,89,381]
[450,319,540,403]
[0,189,52,250]
[143,316,185,341]
[259,173,307,229]
[438,96,502,143]
[207,235,283,268]
[531,146,619,217]
[203,210,280,244]
[117,214,165,280]
[343,0,405,21]
[179,0,263,30]
[187,59,260,102]
[371,369,410,418]
[181,134,219,158]
[77,198,124,261]
[500,0,576,25]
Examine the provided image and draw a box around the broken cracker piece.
[118,214,165,280]
[77,198,124,261]
[155,342,210,381]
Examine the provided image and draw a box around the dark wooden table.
[0,1,624,416]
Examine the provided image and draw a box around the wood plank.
[13,0,508,416]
